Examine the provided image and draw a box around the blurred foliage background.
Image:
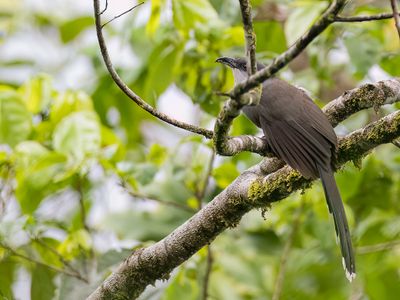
[0,0,400,299]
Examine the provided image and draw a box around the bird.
[216,56,356,281]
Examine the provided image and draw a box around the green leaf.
[347,157,393,215]
[212,162,240,188]
[131,163,159,186]
[172,0,219,31]
[161,267,199,300]
[0,259,15,300]
[344,34,382,78]
[254,21,286,54]
[146,0,165,37]
[18,74,53,113]
[285,1,327,45]
[15,152,69,213]
[59,16,93,43]
[52,111,101,163]
[143,40,184,100]
[380,54,400,76]
[15,141,50,169]
[31,265,56,300]
[58,229,92,260]
[0,91,32,147]
[100,126,125,161]
[50,91,93,125]
[147,144,167,166]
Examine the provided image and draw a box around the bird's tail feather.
[318,165,356,281]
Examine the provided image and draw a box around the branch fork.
[89,0,400,297]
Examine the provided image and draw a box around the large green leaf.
[18,74,53,113]
[172,0,219,31]
[59,16,93,43]
[212,162,240,188]
[15,151,69,213]
[147,144,168,166]
[143,40,184,100]
[31,266,56,300]
[254,21,286,55]
[15,141,50,170]
[344,34,382,78]
[58,229,92,260]
[52,111,101,163]
[50,91,93,125]
[285,1,328,45]
[146,0,165,37]
[380,54,400,77]
[0,91,32,147]
[0,259,15,300]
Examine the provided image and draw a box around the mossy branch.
[88,80,400,300]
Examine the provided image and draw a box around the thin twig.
[195,150,216,300]
[100,0,108,15]
[272,199,304,300]
[239,0,257,75]
[357,240,400,254]
[196,150,216,209]
[334,12,400,22]
[101,2,144,28]
[390,0,400,39]
[0,242,88,282]
[230,0,347,98]
[201,245,213,300]
[93,0,213,139]
[32,237,84,278]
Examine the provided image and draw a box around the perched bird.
[216,56,355,281]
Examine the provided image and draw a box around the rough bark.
[88,79,400,300]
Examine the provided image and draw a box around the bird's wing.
[261,118,332,179]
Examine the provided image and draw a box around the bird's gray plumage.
[216,56,356,280]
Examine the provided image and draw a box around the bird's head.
[215,56,248,72]
[216,56,265,84]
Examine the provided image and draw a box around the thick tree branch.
[390,0,400,39]
[323,78,400,126]
[93,0,214,139]
[88,82,400,300]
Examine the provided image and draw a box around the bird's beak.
[216,56,236,69]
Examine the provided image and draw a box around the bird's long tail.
[318,165,356,281]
